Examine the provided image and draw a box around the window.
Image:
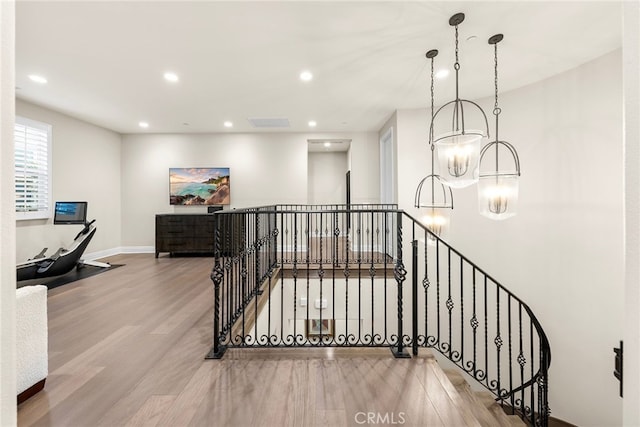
[14,116,52,220]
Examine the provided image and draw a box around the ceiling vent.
[247,117,290,128]
[307,139,352,144]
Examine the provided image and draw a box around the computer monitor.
[53,201,88,225]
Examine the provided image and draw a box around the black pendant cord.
[493,41,500,173]
[488,33,504,177]
[426,49,439,206]
[430,53,436,205]
[446,12,465,137]
[453,23,461,132]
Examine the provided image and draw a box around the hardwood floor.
[18,254,483,427]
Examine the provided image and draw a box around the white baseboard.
[119,246,155,254]
[83,246,154,260]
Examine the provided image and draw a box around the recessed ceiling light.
[138,121,149,128]
[324,142,331,148]
[300,70,313,82]
[224,121,233,128]
[466,35,478,42]
[28,75,47,84]
[163,72,179,82]
[435,69,450,79]
[308,120,317,127]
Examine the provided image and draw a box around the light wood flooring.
[17,253,502,427]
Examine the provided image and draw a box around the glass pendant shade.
[478,34,522,220]
[478,139,521,220]
[421,207,450,244]
[434,129,483,188]
[429,13,489,190]
[415,174,453,243]
[478,174,518,220]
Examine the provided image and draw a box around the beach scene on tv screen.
[169,167,230,205]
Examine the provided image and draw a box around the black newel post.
[206,213,227,359]
[392,211,410,358]
[412,239,418,356]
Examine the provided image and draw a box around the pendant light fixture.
[478,34,521,220]
[415,49,453,242]
[432,13,490,189]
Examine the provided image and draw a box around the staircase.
[208,204,551,426]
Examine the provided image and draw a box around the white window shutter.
[14,117,52,220]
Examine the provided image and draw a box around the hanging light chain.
[454,24,460,69]
[430,55,435,147]
[488,33,505,173]
[494,43,500,113]
[430,54,435,204]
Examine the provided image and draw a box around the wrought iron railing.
[207,205,550,426]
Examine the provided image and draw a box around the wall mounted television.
[169,168,230,206]
[53,201,88,224]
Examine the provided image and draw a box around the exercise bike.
[16,202,109,283]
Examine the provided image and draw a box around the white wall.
[623,2,640,425]
[379,112,397,204]
[120,132,379,247]
[347,132,380,204]
[394,50,624,426]
[308,152,348,205]
[0,0,16,424]
[15,100,122,262]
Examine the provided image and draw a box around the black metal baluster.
[206,212,226,359]
[332,212,338,345]
[424,228,429,348]
[495,285,502,398]
[241,215,249,344]
[344,209,350,346]
[319,211,324,343]
[447,248,452,360]
[508,296,513,412]
[460,257,464,365]
[358,211,362,343]
[530,321,535,426]
[518,303,525,419]
[259,213,270,345]
[412,234,418,356]
[370,211,375,344]
[279,217,284,344]
[470,268,477,376]
[305,212,310,344]
[383,211,388,341]
[293,213,298,341]
[436,240,441,350]
[392,211,409,358]
[484,275,489,388]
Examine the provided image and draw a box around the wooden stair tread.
[423,357,482,427]
[475,391,523,427]
[443,369,508,427]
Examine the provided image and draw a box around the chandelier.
[478,34,521,220]
[415,49,453,241]
[431,13,490,189]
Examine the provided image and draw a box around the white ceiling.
[15,1,622,135]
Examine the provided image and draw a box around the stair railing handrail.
[403,209,551,422]
[403,210,552,362]
[208,204,550,425]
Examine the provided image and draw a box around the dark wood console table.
[155,214,216,258]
